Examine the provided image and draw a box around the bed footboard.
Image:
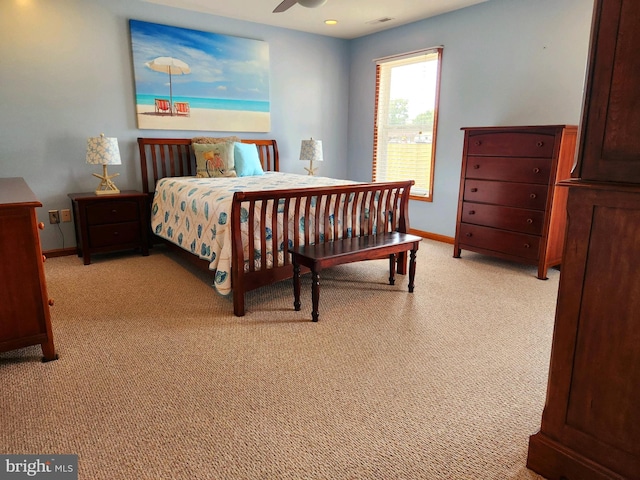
[229,180,414,316]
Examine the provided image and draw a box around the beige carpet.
[0,240,559,479]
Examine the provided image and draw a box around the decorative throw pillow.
[191,136,241,144]
[193,142,236,178]
[234,142,264,177]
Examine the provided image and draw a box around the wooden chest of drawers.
[0,178,57,361]
[453,125,577,279]
[68,191,149,265]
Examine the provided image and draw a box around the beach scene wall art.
[129,20,270,132]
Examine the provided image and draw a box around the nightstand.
[68,191,149,265]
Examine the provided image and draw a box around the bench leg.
[311,268,320,322]
[397,251,408,275]
[292,259,301,311]
[408,248,417,293]
[388,254,396,285]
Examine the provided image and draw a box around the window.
[373,47,442,201]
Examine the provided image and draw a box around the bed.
[138,137,414,316]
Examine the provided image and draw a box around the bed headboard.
[137,138,280,194]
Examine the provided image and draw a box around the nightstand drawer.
[86,200,139,226]
[88,221,141,248]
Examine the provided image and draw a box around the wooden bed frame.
[138,137,414,316]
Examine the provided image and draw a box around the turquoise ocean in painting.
[130,19,270,131]
[136,94,270,112]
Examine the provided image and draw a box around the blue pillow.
[234,142,264,177]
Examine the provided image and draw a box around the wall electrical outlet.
[48,210,60,224]
[61,209,72,222]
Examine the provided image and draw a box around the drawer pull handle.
[468,210,476,215]
[113,232,119,236]
[112,209,117,214]
[536,141,544,147]
[466,232,473,237]
[523,243,531,249]
[38,222,45,230]
[530,193,537,199]
[526,218,533,224]
[470,188,478,192]
[473,164,480,169]
[474,140,482,146]
[533,167,541,173]
[48,299,55,306]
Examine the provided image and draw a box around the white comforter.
[151,172,355,296]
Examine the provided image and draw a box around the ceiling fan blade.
[273,0,298,13]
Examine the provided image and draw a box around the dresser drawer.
[86,200,139,226]
[465,156,552,184]
[458,223,540,260]
[467,132,555,157]
[464,180,548,210]
[88,221,141,248]
[462,202,544,235]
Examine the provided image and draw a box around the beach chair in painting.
[174,101,190,117]
[154,98,171,114]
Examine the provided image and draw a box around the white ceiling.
[140,0,490,39]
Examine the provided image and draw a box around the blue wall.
[0,0,349,250]
[347,0,594,237]
[0,0,594,250]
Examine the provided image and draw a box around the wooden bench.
[289,231,422,322]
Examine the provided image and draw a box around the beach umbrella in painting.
[144,56,191,115]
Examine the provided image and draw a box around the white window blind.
[373,47,442,200]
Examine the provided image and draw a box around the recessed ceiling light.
[325,19,338,25]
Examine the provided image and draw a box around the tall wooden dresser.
[453,125,577,279]
[0,178,57,361]
[527,1,640,479]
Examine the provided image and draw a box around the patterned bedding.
[151,172,355,296]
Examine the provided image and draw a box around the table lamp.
[86,133,121,195]
[300,138,323,176]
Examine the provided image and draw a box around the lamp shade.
[299,139,323,163]
[86,134,121,165]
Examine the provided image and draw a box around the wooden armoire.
[526,1,640,479]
